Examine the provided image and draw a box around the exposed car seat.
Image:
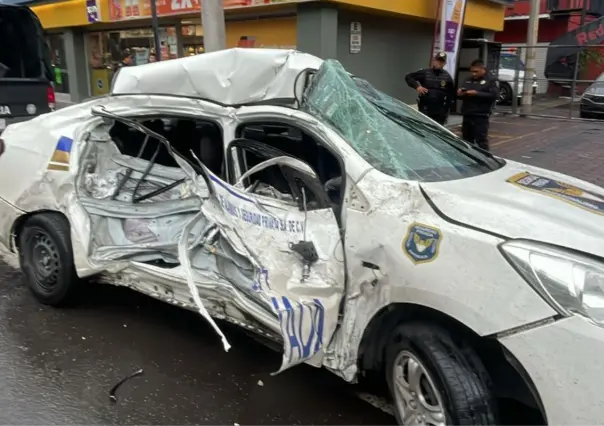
[197,124,224,177]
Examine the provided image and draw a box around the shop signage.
[433,0,468,79]
[86,0,99,22]
[349,21,362,54]
[109,0,298,21]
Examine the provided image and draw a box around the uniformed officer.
[457,59,498,151]
[405,52,456,126]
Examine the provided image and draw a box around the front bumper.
[499,316,604,424]
[580,100,604,116]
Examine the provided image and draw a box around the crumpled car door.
[197,159,345,372]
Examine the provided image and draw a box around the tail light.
[47,85,56,111]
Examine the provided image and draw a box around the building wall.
[504,0,548,17]
[327,0,507,31]
[336,11,434,104]
[494,18,569,43]
[225,17,297,48]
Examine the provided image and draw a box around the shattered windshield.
[301,60,502,182]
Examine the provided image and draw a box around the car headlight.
[500,240,604,327]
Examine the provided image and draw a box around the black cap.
[434,51,447,62]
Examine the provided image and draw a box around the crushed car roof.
[110,48,324,106]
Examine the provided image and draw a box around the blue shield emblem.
[403,223,442,265]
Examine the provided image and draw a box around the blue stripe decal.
[56,136,73,153]
[209,174,253,203]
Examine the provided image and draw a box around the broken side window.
[232,122,342,207]
[84,116,225,204]
[78,110,222,265]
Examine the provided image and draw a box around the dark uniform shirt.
[459,72,498,116]
[405,68,456,118]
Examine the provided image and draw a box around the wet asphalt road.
[0,254,395,425]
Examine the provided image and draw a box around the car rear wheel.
[18,213,79,306]
[385,322,497,425]
[498,82,513,105]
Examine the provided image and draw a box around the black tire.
[18,213,79,306]
[498,82,513,105]
[385,322,497,425]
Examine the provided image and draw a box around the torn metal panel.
[200,163,345,372]
[111,48,323,106]
[178,211,231,352]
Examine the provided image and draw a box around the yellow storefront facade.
[30,0,508,103]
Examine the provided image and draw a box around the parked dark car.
[580,73,604,119]
[0,4,55,134]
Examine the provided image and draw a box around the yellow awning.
[325,0,506,32]
[31,0,110,29]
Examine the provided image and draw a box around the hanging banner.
[86,0,100,22]
[433,0,468,80]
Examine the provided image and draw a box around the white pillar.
[521,0,540,114]
[201,0,226,52]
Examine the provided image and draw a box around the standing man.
[114,49,134,73]
[457,59,498,151]
[405,52,456,126]
[111,49,134,88]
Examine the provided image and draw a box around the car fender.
[323,171,557,382]
[0,104,105,276]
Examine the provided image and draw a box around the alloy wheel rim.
[392,350,446,426]
[499,87,508,101]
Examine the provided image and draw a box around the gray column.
[483,30,496,42]
[296,2,338,59]
[175,21,184,58]
[63,29,90,102]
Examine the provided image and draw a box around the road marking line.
[489,133,513,140]
[491,125,559,148]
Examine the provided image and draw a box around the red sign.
[576,21,604,45]
[109,0,294,20]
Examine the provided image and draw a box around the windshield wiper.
[370,102,501,169]
[400,114,505,166]
[371,104,428,139]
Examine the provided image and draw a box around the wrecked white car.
[1,48,603,426]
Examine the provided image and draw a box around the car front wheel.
[498,82,513,105]
[18,213,79,306]
[385,322,497,425]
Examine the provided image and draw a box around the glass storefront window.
[181,22,204,57]
[47,33,70,94]
[86,27,177,96]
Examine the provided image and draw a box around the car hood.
[584,82,604,96]
[500,68,525,78]
[420,161,604,258]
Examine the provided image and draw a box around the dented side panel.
[323,169,558,381]
[201,169,345,371]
